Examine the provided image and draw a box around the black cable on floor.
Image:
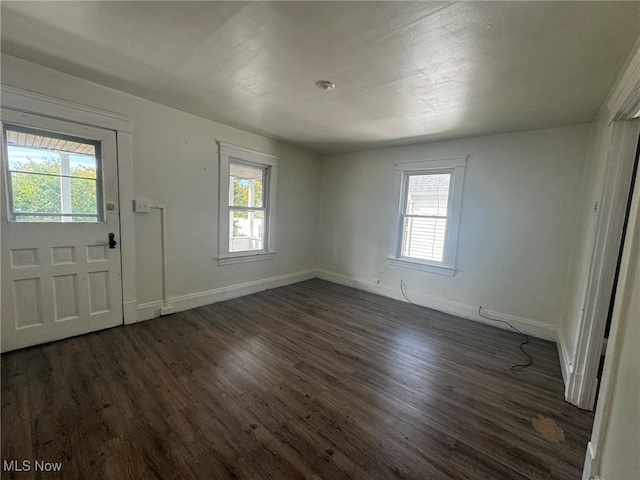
[400,280,419,306]
[478,306,533,370]
[399,280,532,370]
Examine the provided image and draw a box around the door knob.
[108,232,117,249]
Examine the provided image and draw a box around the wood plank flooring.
[1,279,594,479]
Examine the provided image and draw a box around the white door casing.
[1,109,122,351]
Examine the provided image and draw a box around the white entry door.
[1,109,123,352]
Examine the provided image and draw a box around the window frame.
[217,141,278,265]
[388,156,467,276]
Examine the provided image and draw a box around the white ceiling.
[1,1,639,154]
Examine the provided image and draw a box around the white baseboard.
[582,441,597,480]
[136,300,167,322]
[556,328,574,396]
[317,269,558,341]
[137,268,559,342]
[136,269,317,322]
[123,300,138,325]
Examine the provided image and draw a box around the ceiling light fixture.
[316,80,336,91]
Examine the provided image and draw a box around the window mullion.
[403,214,449,220]
[10,170,96,181]
[60,152,72,222]
[229,206,266,213]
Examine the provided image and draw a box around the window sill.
[387,257,456,276]
[217,252,276,266]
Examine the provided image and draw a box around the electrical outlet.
[134,198,151,213]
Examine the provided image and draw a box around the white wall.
[558,117,611,365]
[1,54,322,318]
[318,125,592,340]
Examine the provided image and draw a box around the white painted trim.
[123,300,138,326]
[607,36,640,122]
[217,140,278,263]
[317,269,557,341]
[117,131,137,324]
[218,141,278,166]
[0,86,136,327]
[583,132,640,480]
[556,328,574,397]
[615,82,640,121]
[582,441,597,480]
[218,252,276,265]
[387,257,456,276]
[136,300,165,322]
[568,118,640,410]
[395,155,468,169]
[137,269,317,322]
[389,155,467,275]
[0,85,133,133]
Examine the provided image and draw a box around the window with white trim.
[389,156,466,276]
[217,141,277,265]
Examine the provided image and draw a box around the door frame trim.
[1,85,137,325]
[567,38,640,412]
[566,118,640,410]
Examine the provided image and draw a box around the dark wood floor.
[1,279,594,480]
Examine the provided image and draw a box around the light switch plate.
[133,198,151,213]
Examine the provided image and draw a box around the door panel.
[1,110,123,352]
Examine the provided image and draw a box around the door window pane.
[4,127,101,222]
